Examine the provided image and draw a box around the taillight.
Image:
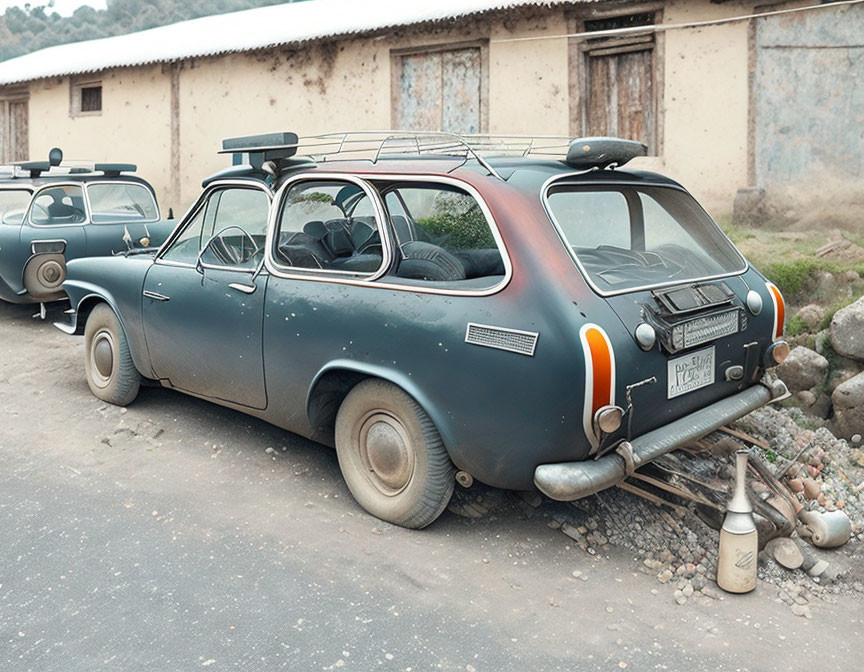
[766,282,785,340]
[580,324,616,452]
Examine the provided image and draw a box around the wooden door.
[394,46,483,134]
[585,47,654,150]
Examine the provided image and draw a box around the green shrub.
[417,210,496,250]
[763,259,822,296]
[785,314,809,337]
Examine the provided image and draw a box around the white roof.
[0,0,587,86]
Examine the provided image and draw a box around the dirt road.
[0,301,860,671]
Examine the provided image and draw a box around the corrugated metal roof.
[0,0,591,86]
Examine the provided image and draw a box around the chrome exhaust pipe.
[534,378,787,501]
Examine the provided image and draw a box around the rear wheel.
[335,379,455,529]
[84,304,141,406]
[23,253,66,301]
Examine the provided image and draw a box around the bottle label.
[734,549,755,570]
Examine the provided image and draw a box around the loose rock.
[832,371,864,440]
[766,537,804,570]
[802,479,821,500]
[808,560,830,578]
[777,347,829,393]
[830,297,864,360]
[796,304,824,331]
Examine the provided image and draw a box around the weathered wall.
[176,10,570,208]
[633,0,753,214]
[27,65,173,210]
[753,1,864,226]
[11,0,851,221]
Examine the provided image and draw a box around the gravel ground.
[1,300,862,671]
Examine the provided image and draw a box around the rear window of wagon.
[545,184,746,294]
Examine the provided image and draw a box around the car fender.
[62,279,153,378]
[306,358,459,458]
[62,281,124,334]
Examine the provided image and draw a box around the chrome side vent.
[465,323,539,357]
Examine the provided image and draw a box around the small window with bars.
[81,86,102,112]
[71,81,102,116]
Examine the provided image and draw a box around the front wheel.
[335,379,455,529]
[84,304,141,406]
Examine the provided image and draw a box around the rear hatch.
[603,281,765,439]
[545,180,766,440]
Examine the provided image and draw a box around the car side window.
[161,206,206,264]
[199,188,270,270]
[29,185,87,226]
[160,186,269,266]
[380,183,506,286]
[0,190,32,225]
[87,183,159,223]
[273,180,384,275]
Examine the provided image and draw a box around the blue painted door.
[141,264,268,409]
[140,184,272,409]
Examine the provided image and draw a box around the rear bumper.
[534,377,789,501]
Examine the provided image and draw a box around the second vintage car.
[59,131,789,528]
[0,148,175,305]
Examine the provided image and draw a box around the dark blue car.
[0,148,174,304]
[58,132,791,528]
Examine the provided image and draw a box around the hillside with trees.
[0,0,302,62]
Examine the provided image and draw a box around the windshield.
[87,183,158,223]
[0,189,32,225]
[546,184,746,294]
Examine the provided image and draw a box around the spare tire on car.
[23,253,67,300]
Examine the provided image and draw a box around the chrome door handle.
[143,290,170,302]
[228,282,257,295]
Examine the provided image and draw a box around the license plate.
[667,346,715,398]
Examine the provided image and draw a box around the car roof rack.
[8,148,137,178]
[219,131,648,181]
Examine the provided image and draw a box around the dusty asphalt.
[0,300,861,671]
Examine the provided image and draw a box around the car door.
[141,182,271,409]
[17,184,88,298]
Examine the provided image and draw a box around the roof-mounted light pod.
[565,137,647,170]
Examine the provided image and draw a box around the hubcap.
[91,331,115,386]
[359,412,414,495]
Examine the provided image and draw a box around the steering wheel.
[202,226,261,267]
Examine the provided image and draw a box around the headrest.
[303,220,326,239]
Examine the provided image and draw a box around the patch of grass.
[818,296,857,331]
[785,314,809,337]
[720,222,755,245]
[761,257,864,297]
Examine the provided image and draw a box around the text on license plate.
[667,346,715,399]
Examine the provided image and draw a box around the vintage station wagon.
[0,148,174,305]
[59,132,790,528]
